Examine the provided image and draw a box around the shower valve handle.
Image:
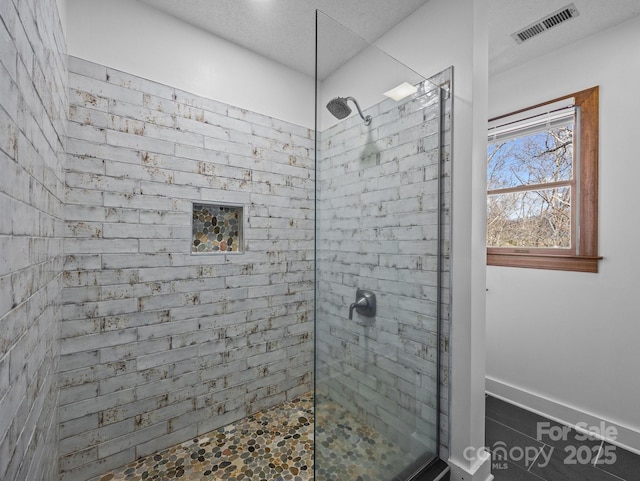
[348,289,376,320]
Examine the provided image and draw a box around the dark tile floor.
[486,394,640,481]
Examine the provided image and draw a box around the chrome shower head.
[326,96,372,125]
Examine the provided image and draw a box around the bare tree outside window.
[487,125,574,248]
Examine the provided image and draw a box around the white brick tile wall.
[59,57,315,476]
[0,1,66,480]
[2,3,452,476]
[316,74,452,458]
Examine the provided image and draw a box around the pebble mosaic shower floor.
[97,393,413,481]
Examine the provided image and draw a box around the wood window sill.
[487,252,602,273]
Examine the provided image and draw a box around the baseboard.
[448,449,494,481]
[486,376,640,454]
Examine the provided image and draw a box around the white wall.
[66,0,314,128]
[487,15,640,452]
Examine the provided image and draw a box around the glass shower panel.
[315,11,447,481]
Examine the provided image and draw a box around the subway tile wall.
[0,2,453,478]
[0,0,67,480]
[59,57,315,479]
[315,72,452,461]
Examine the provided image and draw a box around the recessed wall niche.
[192,202,244,254]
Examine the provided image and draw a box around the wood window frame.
[487,86,601,273]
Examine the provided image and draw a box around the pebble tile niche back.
[192,203,244,253]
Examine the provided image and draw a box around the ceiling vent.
[511,3,580,44]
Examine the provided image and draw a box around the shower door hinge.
[439,81,451,100]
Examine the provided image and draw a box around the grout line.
[592,440,604,466]
[592,463,628,481]
[486,416,552,449]
[526,445,546,472]
[591,441,628,481]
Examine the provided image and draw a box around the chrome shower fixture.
[326,96,372,125]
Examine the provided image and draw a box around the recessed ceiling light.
[383,82,418,101]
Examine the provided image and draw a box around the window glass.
[487,124,573,190]
[487,186,571,248]
[487,121,574,250]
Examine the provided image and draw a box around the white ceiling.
[139,0,640,78]
[139,0,431,78]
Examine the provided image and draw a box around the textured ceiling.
[139,0,640,78]
[139,0,432,78]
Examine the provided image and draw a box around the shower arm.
[346,97,372,126]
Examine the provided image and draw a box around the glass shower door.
[314,10,450,481]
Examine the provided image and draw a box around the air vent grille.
[517,24,545,42]
[512,3,580,44]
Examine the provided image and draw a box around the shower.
[315,10,454,481]
[316,10,454,481]
[326,96,372,125]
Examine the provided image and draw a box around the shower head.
[326,96,372,126]
[326,97,351,119]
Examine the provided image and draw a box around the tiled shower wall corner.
[316,72,452,460]
[0,0,67,480]
[59,56,314,480]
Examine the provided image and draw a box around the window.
[486,87,600,272]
